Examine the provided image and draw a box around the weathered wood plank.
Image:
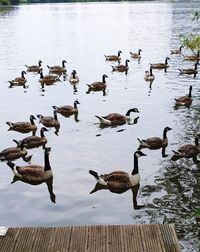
[0,224,181,252]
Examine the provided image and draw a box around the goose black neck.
[44,151,51,171]
[188,86,192,98]
[138,50,141,55]
[39,61,42,67]
[40,129,45,138]
[30,117,35,125]
[126,60,129,67]
[62,61,66,68]
[40,72,44,79]
[132,153,139,175]
[150,67,153,76]
[165,58,168,64]
[102,75,107,83]
[195,136,199,146]
[197,51,200,57]
[163,129,168,139]
[74,102,78,109]
[72,72,76,78]
[118,51,121,57]
[21,72,25,79]
[54,110,58,121]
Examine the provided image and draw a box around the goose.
[13,127,48,149]
[0,140,31,162]
[171,135,200,164]
[37,110,60,135]
[8,71,27,87]
[137,126,172,157]
[150,57,170,72]
[89,150,146,192]
[174,85,192,107]
[144,66,155,82]
[7,147,56,203]
[130,49,142,59]
[86,74,108,92]
[112,59,130,73]
[52,100,80,116]
[179,62,198,78]
[39,71,60,84]
[104,50,122,61]
[47,60,67,74]
[69,70,79,84]
[6,115,37,134]
[95,108,139,126]
[170,46,183,55]
[25,60,43,72]
[183,51,200,61]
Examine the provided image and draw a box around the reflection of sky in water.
[0,1,200,251]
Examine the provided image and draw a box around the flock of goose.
[1,45,199,206]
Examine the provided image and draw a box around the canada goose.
[39,71,60,84]
[130,49,142,59]
[86,74,108,92]
[8,71,27,87]
[0,140,31,162]
[6,115,37,134]
[7,147,56,203]
[137,126,172,157]
[69,70,79,84]
[47,60,67,74]
[13,127,48,149]
[144,66,155,82]
[150,57,170,72]
[179,62,198,78]
[95,108,139,126]
[170,46,183,55]
[104,50,122,61]
[89,150,146,192]
[52,100,80,116]
[174,85,192,107]
[112,59,130,73]
[37,110,60,135]
[171,135,200,164]
[25,60,43,72]
[183,51,200,61]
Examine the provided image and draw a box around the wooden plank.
[0,224,180,252]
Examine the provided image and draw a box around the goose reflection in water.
[89,151,146,210]
[7,147,56,203]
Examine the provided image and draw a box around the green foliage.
[179,34,200,52]
[0,0,9,5]
[191,208,200,218]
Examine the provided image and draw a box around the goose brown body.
[171,46,183,55]
[39,71,60,84]
[87,74,108,92]
[6,115,37,134]
[130,49,142,59]
[25,60,43,72]
[8,71,27,86]
[179,62,198,77]
[150,57,170,70]
[175,85,192,107]
[69,70,79,84]
[13,127,48,149]
[95,108,139,126]
[52,100,80,116]
[183,51,200,61]
[104,50,122,61]
[0,140,28,162]
[37,110,60,128]
[89,151,146,192]
[47,60,67,74]
[112,59,130,72]
[144,67,155,82]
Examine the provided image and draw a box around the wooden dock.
[0,224,181,252]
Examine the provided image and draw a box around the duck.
[182,51,200,61]
[130,49,142,59]
[150,57,170,72]
[104,50,122,61]
[170,46,183,55]
[6,115,37,134]
[8,71,27,87]
[37,110,60,135]
[52,100,80,116]
[179,62,198,78]
[144,66,155,82]
[174,85,192,107]
[95,108,139,126]
[13,127,48,149]
[86,74,108,92]
[39,71,60,84]
[0,140,31,162]
[89,150,146,192]
[69,70,79,84]
[112,59,130,73]
[47,60,67,75]
[171,135,200,164]
[7,147,56,203]
[137,126,172,157]
[25,60,43,72]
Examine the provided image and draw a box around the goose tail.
[95,115,111,125]
[89,170,99,179]
[171,150,183,161]
[6,122,13,130]
[89,170,107,186]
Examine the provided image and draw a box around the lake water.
[0,1,200,251]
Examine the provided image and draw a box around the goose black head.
[134,151,147,158]
[30,115,37,120]
[164,126,172,132]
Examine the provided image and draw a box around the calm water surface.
[0,1,200,251]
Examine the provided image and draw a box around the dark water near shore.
[0,1,200,251]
